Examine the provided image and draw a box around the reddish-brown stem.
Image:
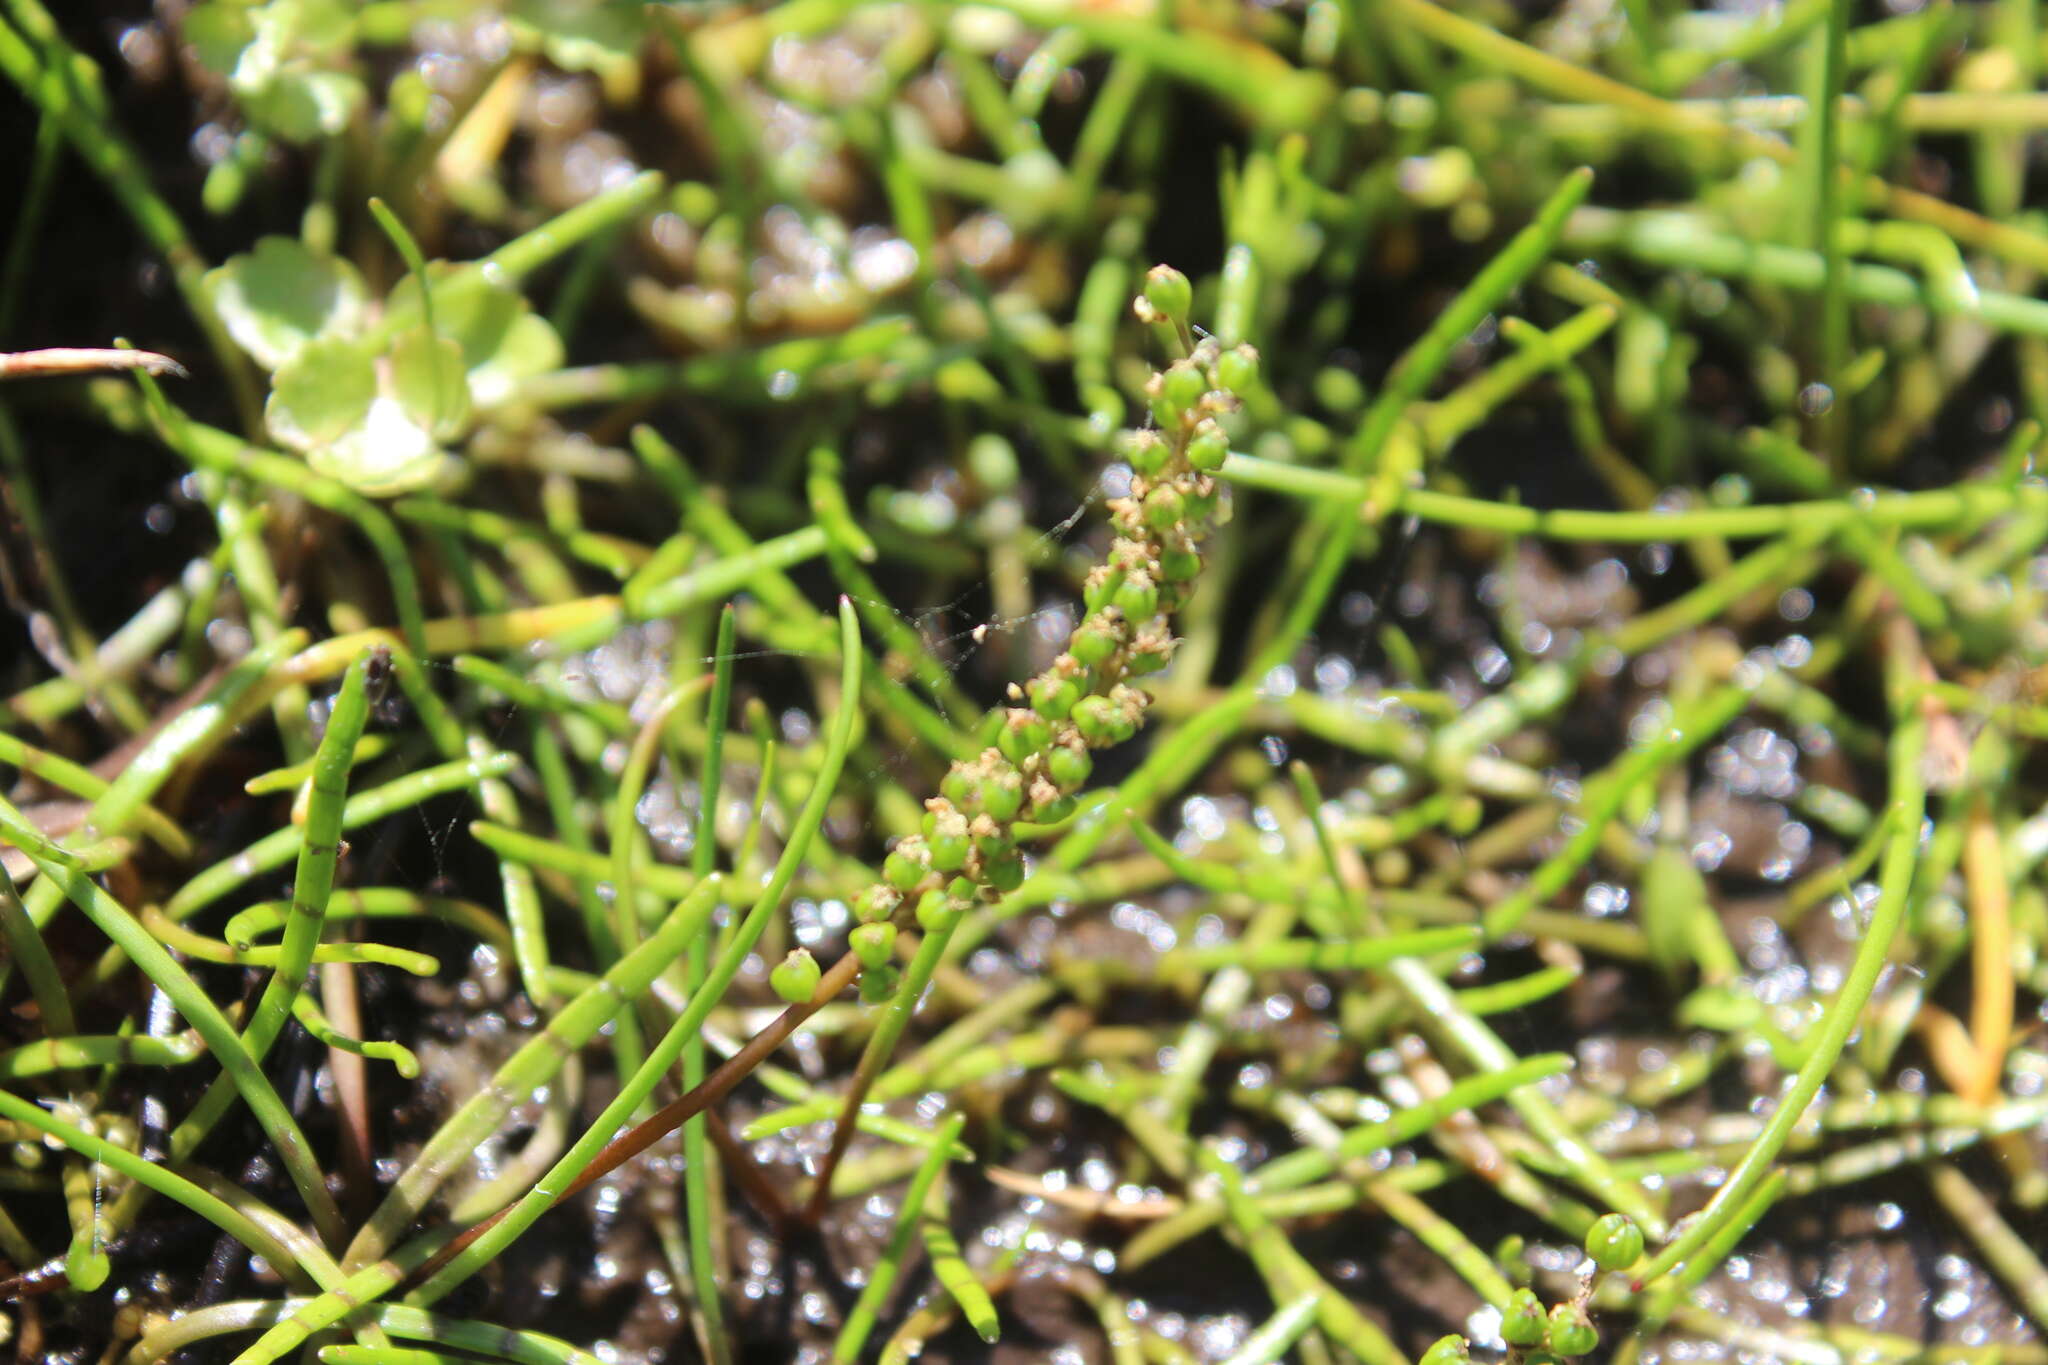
[409,950,863,1285]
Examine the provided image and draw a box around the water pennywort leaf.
[390,325,471,442]
[386,265,565,410]
[507,0,646,75]
[265,334,374,451]
[304,396,450,497]
[267,336,451,497]
[206,237,368,371]
[248,68,365,143]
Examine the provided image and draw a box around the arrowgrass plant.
[5,1,2048,1364]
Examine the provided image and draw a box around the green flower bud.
[1212,345,1259,394]
[1186,425,1229,472]
[1046,744,1092,791]
[948,877,977,903]
[850,921,897,969]
[1162,362,1207,414]
[974,827,1015,860]
[1584,1213,1644,1273]
[884,843,929,892]
[1142,264,1193,326]
[1149,390,1185,429]
[1144,484,1186,532]
[1419,1336,1470,1365]
[1114,573,1159,623]
[1499,1289,1547,1346]
[1029,673,1080,720]
[941,766,974,806]
[1546,1304,1597,1357]
[769,949,822,1004]
[859,963,901,1004]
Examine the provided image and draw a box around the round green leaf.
[386,265,564,410]
[265,334,375,452]
[250,69,365,143]
[206,236,368,371]
[305,396,451,498]
[390,325,472,441]
[182,3,254,77]
[507,0,645,72]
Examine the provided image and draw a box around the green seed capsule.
[1114,574,1159,623]
[1102,692,1141,743]
[916,890,953,932]
[982,766,1024,821]
[769,949,821,1004]
[1419,1336,1470,1365]
[997,710,1053,765]
[1499,1289,1547,1347]
[1029,674,1080,720]
[1072,694,1120,746]
[941,766,973,806]
[850,922,897,969]
[1126,644,1170,675]
[1144,485,1186,532]
[1584,1213,1644,1273]
[983,847,1026,893]
[853,885,895,924]
[928,830,971,872]
[884,845,928,892]
[1186,429,1228,473]
[1213,345,1259,394]
[948,877,977,902]
[1070,616,1121,668]
[859,963,901,1004]
[1162,363,1207,414]
[995,724,1031,766]
[1143,264,1192,325]
[1118,428,1170,478]
[1033,792,1077,823]
[1159,546,1202,581]
[1546,1305,1597,1358]
[1046,744,1092,791]
[1084,568,1125,616]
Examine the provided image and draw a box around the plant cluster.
[6,0,2048,1364]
